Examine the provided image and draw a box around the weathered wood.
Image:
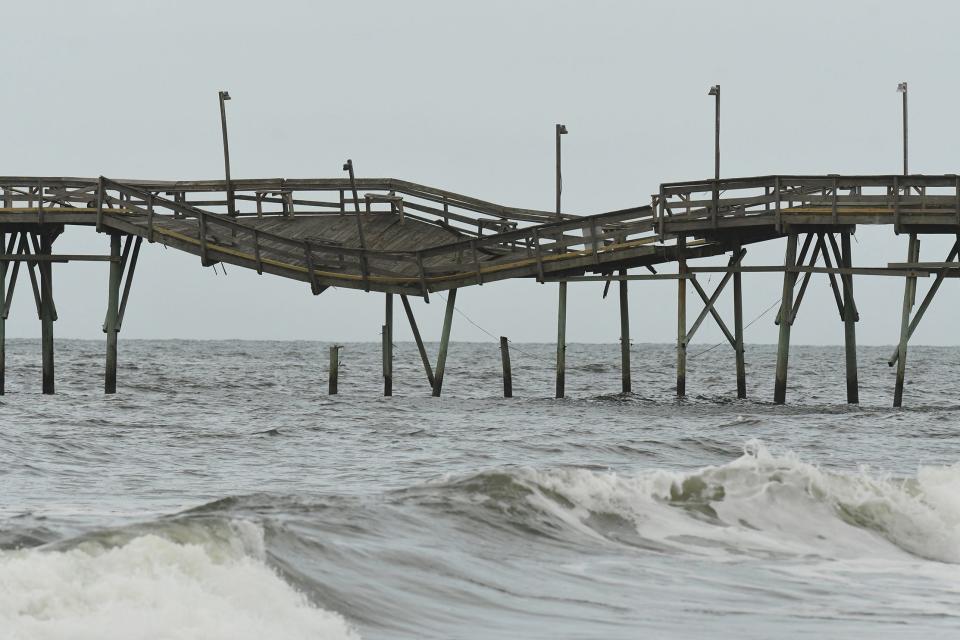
[733,247,746,399]
[774,233,798,404]
[894,234,920,407]
[618,269,631,393]
[116,236,142,331]
[400,294,435,388]
[676,236,687,398]
[105,233,121,394]
[841,232,859,404]
[39,232,55,395]
[432,289,457,397]
[383,293,393,396]
[556,281,567,399]
[500,336,513,398]
[328,345,340,395]
[0,231,5,394]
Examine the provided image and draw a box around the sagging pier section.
[0,173,957,406]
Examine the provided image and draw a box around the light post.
[897,82,908,175]
[218,90,235,216]
[708,85,720,179]
[555,123,568,399]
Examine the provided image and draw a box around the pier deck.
[0,173,957,405]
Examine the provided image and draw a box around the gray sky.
[2,0,958,346]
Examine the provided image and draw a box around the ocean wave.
[0,519,360,640]
[412,442,960,563]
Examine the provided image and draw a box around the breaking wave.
[0,519,359,640]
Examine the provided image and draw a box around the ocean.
[1,339,958,639]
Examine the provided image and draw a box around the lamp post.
[708,85,720,179]
[218,90,235,216]
[555,123,568,399]
[897,82,908,175]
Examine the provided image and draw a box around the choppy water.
[1,339,959,639]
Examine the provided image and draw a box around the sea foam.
[0,520,359,640]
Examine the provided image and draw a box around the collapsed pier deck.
[0,173,957,405]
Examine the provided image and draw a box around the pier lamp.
[708,85,720,179]
[897,82,908,175]
[218,90,236,216]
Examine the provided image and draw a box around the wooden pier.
[0,172,957,406]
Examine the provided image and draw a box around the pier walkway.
[0,172,957,405]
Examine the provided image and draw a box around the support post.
[773,233,798,404]
[383,293,393,396]
[328,345,340,395]
[841,232,859,404]
[500,336,513,398]
[618,269,631,393]
[677,236,687,397]
[105,233,121,394]
[894,233,920,407]
[733,246,746,399]
[555,281,567,398]
[432,289,457,397]
[39,231,55,394]
[0,231,5,395]
[400,294,435,388]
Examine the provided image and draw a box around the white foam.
[512,441,960,564]
[0,521,360,640]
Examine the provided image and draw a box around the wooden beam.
[432,289,457,397]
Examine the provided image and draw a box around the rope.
[435,291,554,363]
[689,295,782,359]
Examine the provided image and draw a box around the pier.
[0,172,957,406]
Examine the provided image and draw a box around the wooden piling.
[773,233,798,404]
[432,288,457,397]
[105,233,121,394]
[328,345,340,395]
[0,231,5,395]
[500,336,513,398]
[733,247,746,399]
[894,233,920,407]
[618,269,631,394]
[555,281,567,399]
[840,232,859,404]
[383,293,393,396]
[400,294,435,388]
[39,232,54,395]
[676,236,687,398]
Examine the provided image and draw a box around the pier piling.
[894,233,920,407]
[105,233,121,394]
[383,293,393,396]
[618,269,631,394]
[39,232,55,395]
[401,294,435,389]
[432,289,457,397]
[676,237,687,398]
[328,345,340,395]
[555,281,567,399]
[500,336,513,398]
[841,232,859,404]
[774,233,798,404]
[733,246,746,399]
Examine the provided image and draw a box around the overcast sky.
[2,0,959,347]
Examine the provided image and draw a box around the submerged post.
[840,232,859,404]
[500,336,513,398]
[618,269,631,393]
[383,293,393,396]
[0,230,5,395]
[733,246,746,399]
[773,233,799,404]
[328,345,340,395]
[433,289,457,397]
[39,231,55,394]
[556,281,567,398]
[894,233,920,407]
[676,236,687,397]
[105,233,121,394]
